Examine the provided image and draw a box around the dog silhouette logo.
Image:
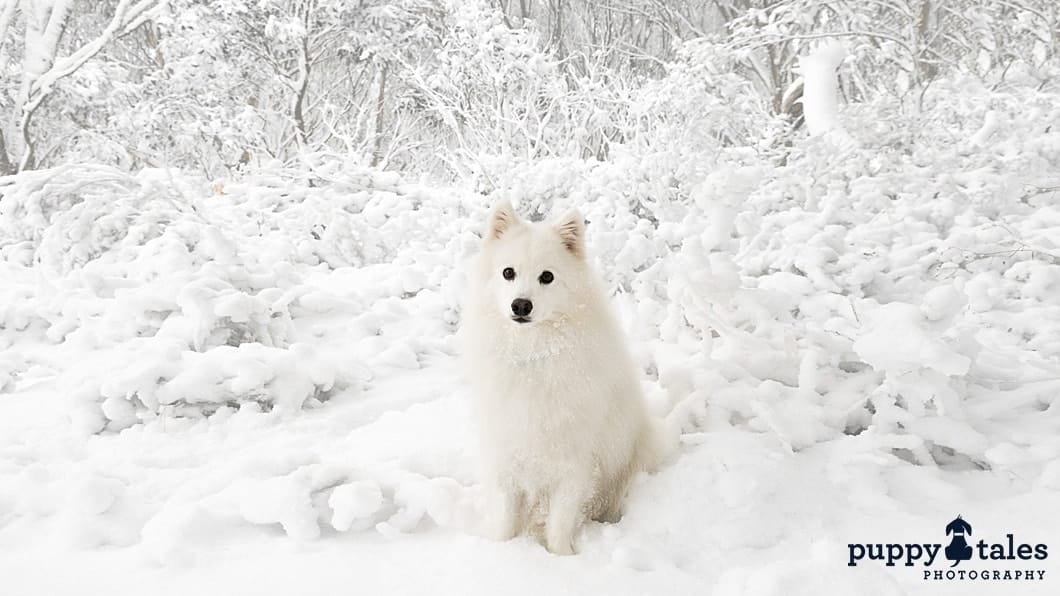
[945,515,973,567]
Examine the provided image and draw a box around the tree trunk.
[370,64,387,168]
[0,129,14,175]
[292,1,313,146]
[914,0,937,83]
[293,37,311,145]
[18,107,37,172]
[16,0,71,172]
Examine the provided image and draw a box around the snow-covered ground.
[3,366,1055,596]
[2,94,1060,595]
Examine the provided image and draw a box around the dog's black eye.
[502,267,515,281]
[539,270,554,285]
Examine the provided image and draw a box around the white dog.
[461,201,665,555]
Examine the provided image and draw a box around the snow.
[2,12,1060,593]
[1,139,1058,594]
[853,302,971,377]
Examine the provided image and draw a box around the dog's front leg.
[545,481,590,555]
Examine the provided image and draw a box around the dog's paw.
[488,524,517,542]
[546,536,577,556]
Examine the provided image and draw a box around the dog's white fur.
[461,201,664,555]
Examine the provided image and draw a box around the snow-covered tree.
[0,0,167,174]
[727,0,1059,112]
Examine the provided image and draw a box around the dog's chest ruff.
[485,315,590,366]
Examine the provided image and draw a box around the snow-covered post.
[798,41,847,136]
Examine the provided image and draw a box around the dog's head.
[477,200,587,327]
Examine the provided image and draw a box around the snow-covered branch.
[12,0,168,171]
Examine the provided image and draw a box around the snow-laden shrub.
[0,165,149,266]
[0,158,471,430]
[472,74,1060,469]
[697,80,1059,466]
[2,74,1057,469]
[629,40,785,158]
[456,36,784,191]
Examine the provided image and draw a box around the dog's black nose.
[511,298,533,317]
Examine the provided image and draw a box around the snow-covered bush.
[460,72,1060,469]
[679,76,1060,466]
[0,157,473,430]
[630,40,784,156]
[3,65,1056,469]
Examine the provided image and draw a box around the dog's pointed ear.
[554,209,586,258]
[486,200,520,241]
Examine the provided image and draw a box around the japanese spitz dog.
[461,201,666,555]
